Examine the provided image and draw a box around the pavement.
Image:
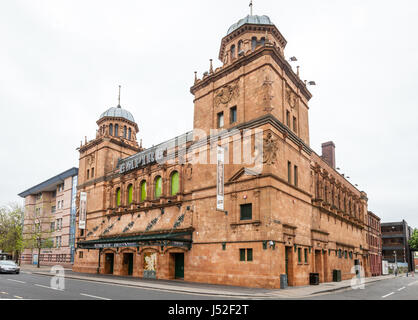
[19,265,408,299]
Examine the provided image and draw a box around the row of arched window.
[230,37,266,59]
[114,171,180,207]
[99,124,133,140]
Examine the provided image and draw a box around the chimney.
[321,141,336,169]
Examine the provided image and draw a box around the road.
[0,271,232,300]
[306,275,418,300]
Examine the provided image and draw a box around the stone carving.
[262,75,274,112]
[185,163,193,180]
[86,154,95,166]
[214,81,239,107]
[263,132,278,165]
[286,86,298,109]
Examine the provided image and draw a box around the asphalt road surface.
[0,271,233,300]
[306,275,418,300]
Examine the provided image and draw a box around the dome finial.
[249,0,253,16]
[117,85,121,108]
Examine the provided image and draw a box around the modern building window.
[170,171,179,196]
[294,165,298,187]
[140,181,147,202]
[240,203,252,221]
[293,116,297,132]
[128,128,132,140]
[154,176,162,199]
[115,124,119,137]
[217,112,224,128]
[116,188,121,206]
[286,110,290,127]
[127,184,133,204]
[230,44,236,59]
[251,37,257,51]
[287,161,292,183]
[109,124,113,136]
[230,106,237,124]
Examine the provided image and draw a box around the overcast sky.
[1,0,417,228]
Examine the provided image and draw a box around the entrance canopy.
[77,231,193,250]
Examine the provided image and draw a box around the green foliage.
[0,203,24,258]
[409,228,418,250]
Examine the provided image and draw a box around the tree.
[23,203,54,268]
[409,228,418,251]
[0,203,24,263]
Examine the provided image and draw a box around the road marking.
[382,292,395,298]
[7,279,26,284]
[397,287,406,291]
[408,281,418,286]
[80,293,111,300]
[34,284,63,291]
[13,296,23,299]
[0,292,8,295]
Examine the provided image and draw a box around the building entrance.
[315,250,322,282]
[285,246,294,286]
[123,253,134,276]
[174,253,184,279]
[105,253,114,274]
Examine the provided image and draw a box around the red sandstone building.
[73,14,377,288]
[366,211,382,276]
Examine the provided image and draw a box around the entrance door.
[174,253,184,279]
[105,253,114,274]
[285,247,293,286]
[315,250,322,282]
[123,253,134,276]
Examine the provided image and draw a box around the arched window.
[128,128,132,140]
[115,124,119,137]
[116,188,121,207]
[154,176,162,199]
[260,37,265,47]
[109,124,113,136]
[170,171,179,196]
[140,180,147,202]
[123,126,127,138]
[230,44,236,59]
[127,184,133,204]
[238,40,243,54]
[251,37,257,51]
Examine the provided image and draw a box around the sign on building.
[79,192,87,230]
[216,146,224,211]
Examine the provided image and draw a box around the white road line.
[80,293,111,300]
[408,281,418,286]
[0,292,8,295]
[7,279,26,284]
[397,287,406,291]
[382,292,395,298]
[13,296,23,299]
[34,284,63,291]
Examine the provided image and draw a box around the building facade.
[381,220,414,272]
[73,14,373,288]
[366,211,382,276]
[19,168,78,267]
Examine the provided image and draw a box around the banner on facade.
[79,192,87,230]
[216,146,224,211]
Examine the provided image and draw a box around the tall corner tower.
[190,14,312,146]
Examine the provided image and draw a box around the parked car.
[0,260,20,274]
